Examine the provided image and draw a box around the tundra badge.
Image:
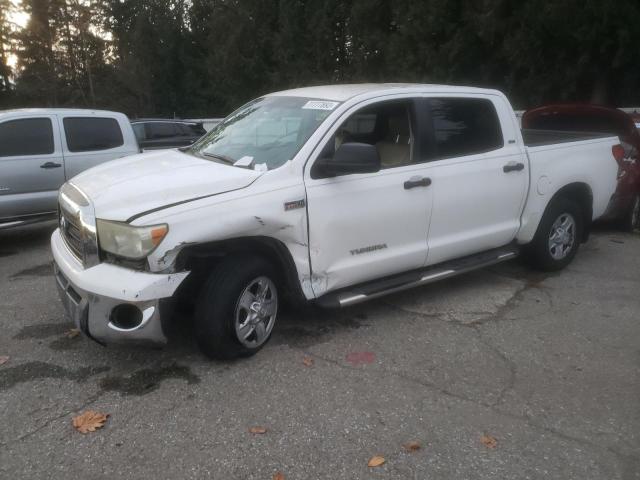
[350,244,388,255]
[284,199,306,211]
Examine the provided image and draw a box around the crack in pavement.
[9,390,107,445]
[1,360,199,446]
[299,277,639,475]
[300,346,639,477]
[472,326,518,408]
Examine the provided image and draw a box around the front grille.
[59,207,84,261]
[58,182,99,269]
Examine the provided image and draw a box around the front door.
[304,98,434,297]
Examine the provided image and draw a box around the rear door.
[423,95,528,265]
[304,97,434,296]
[60,115,132,179]
[0,115,64,220]
[178,123,206,145]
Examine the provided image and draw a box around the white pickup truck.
[51,84,620,359]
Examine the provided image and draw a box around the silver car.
[0,108,139,228]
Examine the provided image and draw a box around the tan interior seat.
[376,115,411,168]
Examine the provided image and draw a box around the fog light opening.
[109,304,143,330]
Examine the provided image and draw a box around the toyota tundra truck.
[51,84,620,359]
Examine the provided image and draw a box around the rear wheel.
[526,197,583,271]
[194,256,279,360]
[622,193,640,233]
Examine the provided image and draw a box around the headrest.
[386,115,410,142]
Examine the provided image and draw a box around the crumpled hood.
[69,149,260,222]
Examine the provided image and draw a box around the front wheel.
[194,256,279,360]
[525,197,583,271]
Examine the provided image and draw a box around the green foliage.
[1,0,640,115]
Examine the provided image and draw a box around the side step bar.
[0,212,57,230]
[315,245,520,308]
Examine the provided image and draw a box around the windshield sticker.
[302,100,339,111]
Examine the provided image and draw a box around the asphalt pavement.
[0,221,638,479]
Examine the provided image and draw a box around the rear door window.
[0,118,54,156]
[63,117,124,152]
[428,98,503,159]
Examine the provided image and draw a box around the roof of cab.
[130,118,201,124]
[0,108,125,117]
[266,83,501,102]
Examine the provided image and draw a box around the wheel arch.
[173,236,307,306]
[547,182,593,242]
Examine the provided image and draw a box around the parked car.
[522,104,640,231]
[0,109,139,229]
[630,111,640,131]
[52,84,620,359]
[131,119,207,150]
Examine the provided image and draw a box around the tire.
[525,197,584,272]
[622,193,640,233]
[194,255,279,360]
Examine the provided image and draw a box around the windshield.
[189,96,339,170]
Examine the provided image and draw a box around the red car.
[522,104,640,231]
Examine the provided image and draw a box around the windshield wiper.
[200,151,235,164]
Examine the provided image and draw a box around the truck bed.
[521,128,612,147]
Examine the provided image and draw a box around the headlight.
[97,219,168,260]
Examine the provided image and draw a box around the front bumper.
[51,228,189,345]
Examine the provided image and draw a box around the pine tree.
[0,0,14,102]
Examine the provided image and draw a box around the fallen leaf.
[0,356,9,366]
[64,328,81,339]
[403,441,421,452]
[273,472,285,480]
[72,410,109,434]
[480,434,498,449]
[302,356,314,367]
[368,455,386,467]
[249,426,267,434]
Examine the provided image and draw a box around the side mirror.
[317,142,381,177]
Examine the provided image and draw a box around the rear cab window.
[146,122,178,139]
[0,117,55,157]
[426,98,504,159]
[63,117,124,152]
[180,123,206,136]
[132,123,146,141]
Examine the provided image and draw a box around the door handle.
[404,176,432,189]
[40,162,62,169]
[503,162,524,173]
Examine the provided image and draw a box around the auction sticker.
[302,100,339,110]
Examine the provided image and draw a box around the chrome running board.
[316,245,519,308]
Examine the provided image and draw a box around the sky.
[6,2,29,69]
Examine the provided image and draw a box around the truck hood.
[69,150,261,222]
